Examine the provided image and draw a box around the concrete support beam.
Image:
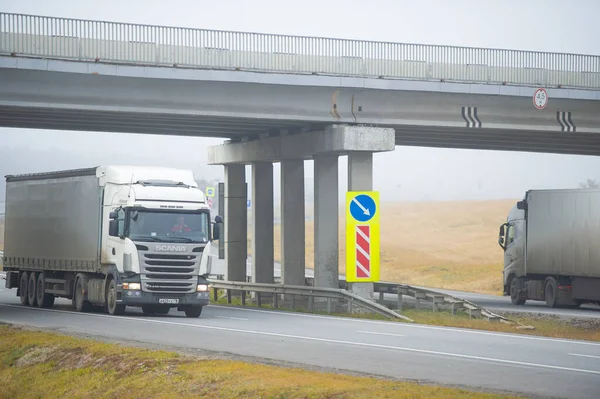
[224,164,247,282]
[347,151,375,299]
[208,125,395,165]
[280,159,305,286]
[251,162,274,283]
[314,154,339,289]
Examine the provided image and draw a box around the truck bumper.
[119,290,210,307]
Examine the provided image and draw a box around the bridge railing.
[1,12,599,89]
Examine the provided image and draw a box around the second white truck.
[3,165,221,317]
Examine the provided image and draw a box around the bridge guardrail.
[208,279,414,322]
[1,13,599,89]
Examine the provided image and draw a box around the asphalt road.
[0,288,599,399]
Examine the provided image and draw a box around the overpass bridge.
[1,12,600,299]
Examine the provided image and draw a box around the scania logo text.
[155,245,186,252]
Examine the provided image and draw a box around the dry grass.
[0,325,523,399]
[401,309,600,342]
[248,199,515,295]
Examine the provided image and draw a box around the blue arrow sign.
[349,194,376,223]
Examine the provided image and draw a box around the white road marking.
[357,331,405,338]
[1,304,600,376]
[569,353,600,360]
[210,305,600,347]
[216,316,248,321]
[2,299,600,348]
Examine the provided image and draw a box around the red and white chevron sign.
[355,225,371,278]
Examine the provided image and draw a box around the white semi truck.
[2,165,221,317]
[498,188,600,308]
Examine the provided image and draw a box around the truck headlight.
[196,284,209,292]
[123,282,141,290]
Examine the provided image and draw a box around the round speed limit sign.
[533,88,548,109]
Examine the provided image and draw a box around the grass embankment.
[401,309,600,342]
[0,325,523,399]
[248,199,515,295]
[212,291,600,342]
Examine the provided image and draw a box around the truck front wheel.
[184,306,203,318]
[509,277,526,306]
[106,278,126,316]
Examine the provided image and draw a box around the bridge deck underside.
[2,105,600,156]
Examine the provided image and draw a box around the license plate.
[158,298,179,304]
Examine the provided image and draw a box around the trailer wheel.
[36,272,55,309]
[19,272,29,306]
[106,278,125,316]
[509,277,526,305]
[73,276,92,312]
[27,272,38,307]
[544,278,558,308]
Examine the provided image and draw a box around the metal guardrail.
[374,282,533,328]
[1,13,599,89]
[209,279,414,322]
[212,274,528,325]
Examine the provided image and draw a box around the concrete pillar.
[251,162,274,283]
[313,154,339,289]
[224,164,247,282]
[280,159,305,286]
[347,152,374,299]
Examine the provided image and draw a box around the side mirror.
[212,223,220,242]
[109,220,119,237]
[214,215,223,223]
[498,223,507,250]
[109,211,118,220]
[516,200,526,210]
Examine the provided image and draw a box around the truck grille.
[138,249,201,294]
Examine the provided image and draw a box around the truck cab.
[498,201,527,304]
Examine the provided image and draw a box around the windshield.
[127,209,210,243]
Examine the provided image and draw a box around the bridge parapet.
[1,13,599,89]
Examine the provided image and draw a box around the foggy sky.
[1,0,599,208]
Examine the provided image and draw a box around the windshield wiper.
[130,235,162,242]
[164,236,196,243]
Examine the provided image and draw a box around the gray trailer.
[499,188,600,307]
